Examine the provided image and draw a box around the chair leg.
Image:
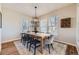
[34,46,36,55]
[24,41,26,46]
[48,44,50,54]
[51,44,54,50]
[23,41,25,46]
[21,39,24,45]
[21,39,22,43]
[27,42,28,48]
[29,43,31,51]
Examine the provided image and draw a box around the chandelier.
[33,6,39,22]
[31,5,39,33]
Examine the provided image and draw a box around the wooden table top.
[26,32,51,40]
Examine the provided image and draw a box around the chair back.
[48,35,54,44]
[21,33,25,38]
[21,33,28,41]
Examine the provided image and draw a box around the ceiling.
[2,3,72,17]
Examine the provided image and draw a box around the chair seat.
[31,39,40,45]
[29,39,41,55]
[45,35,54,44]
[31,44,40,48]
[45,38,54,44]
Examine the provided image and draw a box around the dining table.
[27,32,51,54]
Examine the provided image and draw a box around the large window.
[48,16,58,35]
[39,18,47,33]
[39,16,58,34]
[21,18,29,33]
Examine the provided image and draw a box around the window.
[48,16,58,35]
[21,18,29,33]
[39,18,47,33]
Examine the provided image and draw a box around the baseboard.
[2,38,20,44]
[54,40,77,46]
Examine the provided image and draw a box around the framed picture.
[61,18,71,28]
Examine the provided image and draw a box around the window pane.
[48,16,56,26]
[39,19,47,33]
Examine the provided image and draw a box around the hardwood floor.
[0,52,1,55]
[1,41,78,55]
[1,42,19,55]
[66,45,78,55]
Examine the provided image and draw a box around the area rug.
[14,40,67,55]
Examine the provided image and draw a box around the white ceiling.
[2,3,72,17]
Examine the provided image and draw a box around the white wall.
[0,29,1,52]
[2,7,32,43]
[40,4,76,46]
[0,3,2,52]
[76,4,79,54]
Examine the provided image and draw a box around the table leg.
[41,38,43,54]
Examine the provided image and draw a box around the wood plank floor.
[1,41,78,55]
[66,45,78,55]
[1,42,19,55]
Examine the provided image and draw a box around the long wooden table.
[27,32,51,54]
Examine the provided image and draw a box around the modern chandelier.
[31,5,39,33]
[33,6,39,21]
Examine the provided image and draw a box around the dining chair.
[25,34,32,48]
[21,33,27,46]
[45,35,55,54]
[21,33,30,48]
[28,35,41,55]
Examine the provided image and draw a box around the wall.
[0,3,2,52]
[0,29,1,52]
[76,4,79,54]
[40,4,76,46]
[2,7,32,43]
